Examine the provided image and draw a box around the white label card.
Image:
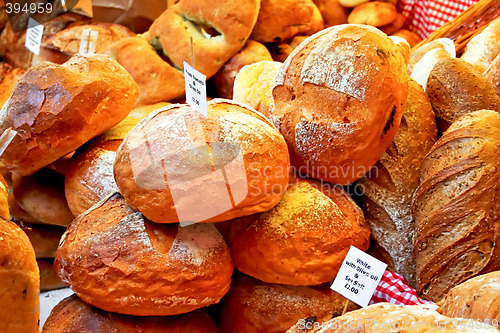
[25,18,44,55]
[184,60,208,118]
[331,246,387,307]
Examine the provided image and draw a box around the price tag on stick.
[24,18,44,55]
[331,246,387,307]
[184,60,208,118]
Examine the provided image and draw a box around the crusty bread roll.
[269,36,308,63]
[408,38,455,75]
[0,62,25,109]
[391,29,422,48]
[0,172,8,220]
[23,224,65,259]
[413,110,500,302]
[379,13,406,36]
[426,57,500,132]
[38,259,66,292]
[0,53,139,176]
[410,48,454,91]
[437,271,499,323]
[272,24,408,185]
[357,79,437,286]
[0,219,40,333]
[226,174,370,286]
[212,40,273,99]
[12,170,74,227]
[484,53,500,97]
[8,190,38,224]
[146,0,260,78]
[250,0,323,43]
[461,16,500,73]
[114,99,290,224]
[55,193,234,316]
[347,1,397,27]
[287,303,499,333]
[42,294,219,333]
[219,273,358,333]
[233,61,282,119]
[313,0,348,27]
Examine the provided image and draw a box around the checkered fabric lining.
[398,0,480,38]
[370,270,434,306]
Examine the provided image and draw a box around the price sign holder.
[25,17,44,55]
[183,60,208,118]
[331,246,387,308]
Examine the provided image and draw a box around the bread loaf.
[408,38,455,75]
[114,99,290,224]
[484,53,500,97]
[55,193,234,316]
[0,219,40,333]
[391,29,422,48]
[413,110,500,302]
[272,24,408,185]
[269,36,308,63]
[461,16,500,73]
[0,53,139,175]
[358,79,437,286]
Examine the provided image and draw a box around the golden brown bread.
[250,0,323,43]
[392,29,422,48]
[219,273,358,333]
[23,224,66,259]
[55,193,234,316]
[114,99,290,224]
[38,259,66,292]
[484,53,500,97]
[313,0,348,27]
[0,53,139,176]
[437,271,500,323]
[0,62,25,109]
[357,79,437,287]
[225,174,371,286]
[42,294,219,333]
[426,57,500,132]
[286,303,499,333]
[114,102,170,128]
[0,219,40,333]
[379,13,406,36]
[212,40,273,99]
[347,1,397,27]
[0,172,8,220]
[272,24,408,185]
[233,60,282,119]
[461,16,500,73]
[408,38,455,75]
[413,110,500,302]
[338,0,369,7]
[146,0,260,78]
[12,170,74,227]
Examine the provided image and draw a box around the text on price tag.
[331,246,387,307]
[25,18,44,55]
[184,60,208,118]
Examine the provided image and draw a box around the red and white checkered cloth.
[398,0,480,38]
[370,270,434,306]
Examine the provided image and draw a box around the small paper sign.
[184,60,208,118]
[24,18,44,55]
[331,246,387,307]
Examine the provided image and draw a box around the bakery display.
[413,110,500,302]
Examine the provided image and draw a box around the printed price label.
[184,60,208,118]
[24,18,44,55]
[331,246,387,307]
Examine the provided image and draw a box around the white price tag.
[25,18,44,55]
[184,60,208,118]
[331,246,387,307]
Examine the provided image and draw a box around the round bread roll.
[23,224,66,259]
[38,259,66,292]
[42,295,219,333]
[0,62,25,109]
[250,0,322,43]
[272,24,408,185]
[313,0,348,27]
[287,303,499,333]
[227,174,371,286]
[347,1,397,27]
[146,0,260,78]
[55,193,234,316]
[114,99,290,224]
[408,38,456,75]
[12,170,74,227]
[484,53,500,97]
[212,40,273,99]
[410,48,454,91]
[0,219,40,333]
[413,110,500,302]
[104,36,185,105]
[0,172,8,220]
[219,273,358,333]
[379,13,406,36]
[461,16,500,73]
[233,61,282,119]
[0,53,139,176]
[437,271,499,323]
[391,29,422,48]
[426,57,500,131]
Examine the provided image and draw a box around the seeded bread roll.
[413,110,500,302]
[357,79,437,286]
[55,193,234,316]
[42,295,219,333]
[0,219,40,333]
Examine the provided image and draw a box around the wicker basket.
[412,0,500,55]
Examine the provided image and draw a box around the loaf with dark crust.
[412,110,500,302]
